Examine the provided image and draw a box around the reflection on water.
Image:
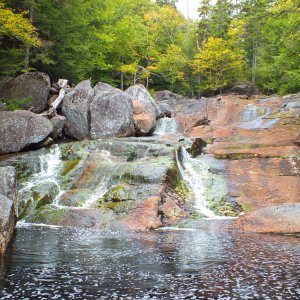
[0,225,300,299]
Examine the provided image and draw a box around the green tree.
[0,0,40,75]
[191,37,245,93]
[150,44,188,92]
[156,0,178,8]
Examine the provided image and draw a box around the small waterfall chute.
[154,118,177,136]
[176,147,217,218]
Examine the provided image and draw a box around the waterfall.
[19,145,62,195]
[154,118,177,135]
[176,147,216,218]
[39,144,62,179]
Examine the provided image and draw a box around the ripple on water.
[0,226,300,299]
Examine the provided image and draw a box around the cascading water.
[19,144,62,196]
[154,118,177,135]
[176,147,217,218]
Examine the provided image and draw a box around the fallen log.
[47,79,69,117]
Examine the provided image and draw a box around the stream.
[1,118,300,299]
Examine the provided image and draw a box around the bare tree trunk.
[120,72,124,90]
[24,1,34,70]
[252,37,258,85]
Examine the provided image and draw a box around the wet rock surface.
[236,204,300,233]
[0,138,188,230]
[179,92,300,233]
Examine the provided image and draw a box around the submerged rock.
[0,110,53,154]
[0,72,51,113]
[62,80,94,140]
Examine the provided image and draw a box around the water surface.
[0,225,300,299]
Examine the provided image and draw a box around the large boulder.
[154,90,189,102]
[236,204,300,233]
[126,85,161,135]
[0,72,51,113]
[0,110,53,154]
[62,80,94,140]
[126,84,161,118]
[229,81,257,96]
[132,100,157,135]
[90,84,135,138]
[0,166,18,253]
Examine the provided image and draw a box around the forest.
[0,0,299,96]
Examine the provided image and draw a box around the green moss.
[105,200,136,214]
[99,184,128,205]
[166,162,180,188]
[208,198,239,217]
[1,97,32,110]
[61,159,80,176]
[29,205,65,224]
[240,203,254,213]
[175,180,191,201]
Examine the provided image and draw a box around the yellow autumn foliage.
[191,37,244,92]
[0,2,40,46]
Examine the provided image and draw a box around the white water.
[154,118,177,135]
[176,147,217,218]
[19,145,62,196]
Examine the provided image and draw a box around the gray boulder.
[0,72,51,113]
[158,103,173,117]
[229,82,257,96]
[90,87,135,138]
[154,90,188,102]
[62,80,94,140]
[0,166,18,216]
[94,82,121,94]
[126,84,161,118]
[0,194,16,253]
[0,101,4,111]
[49,115,66,140]
[0,110,53,154]
[0,166,18,253]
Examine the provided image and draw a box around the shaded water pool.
[0,224,300,299]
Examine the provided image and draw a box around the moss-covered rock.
[18,182,60,219]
